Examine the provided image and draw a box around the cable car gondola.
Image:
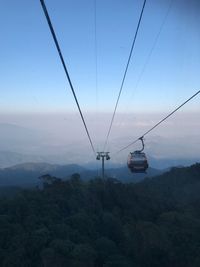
[127,137,148,173]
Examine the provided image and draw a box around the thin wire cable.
[111,0,173,139]
[103,0,147,151]
[116,89,200,153]
[129,0,173,100]
[94,0,100,154]
[40,0,96,155]
[94,0,98,101]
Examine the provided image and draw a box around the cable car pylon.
[96,152,110,179]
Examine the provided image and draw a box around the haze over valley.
[0,112,199,169]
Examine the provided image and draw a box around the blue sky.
[0,0,200,162]
[0,0,200,113]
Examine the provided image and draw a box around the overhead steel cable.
[103,0,147,151]
[128,0,173,100]
[116,89,200,154]
[94,0,100,153]
[94,0,98,98]
[110,0,173,139]
[39,0,96,155]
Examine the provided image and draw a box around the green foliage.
[0,164,199,266]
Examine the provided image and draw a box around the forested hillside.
[0,163,200,267]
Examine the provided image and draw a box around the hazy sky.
[0,112,199,163]
[0,0,199,164]
[0,0,200,112]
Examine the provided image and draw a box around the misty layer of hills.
[0,162,163,187]
[0,163,200,266]
[0,122,199,169]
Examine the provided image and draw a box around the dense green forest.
[0,163,200,267]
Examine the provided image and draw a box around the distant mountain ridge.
[0,150,45,168]
[0,162,162,187]
[81,165,163,182]
[0,160,199,188]
[0,162,86,187]
[0,149,199,170]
